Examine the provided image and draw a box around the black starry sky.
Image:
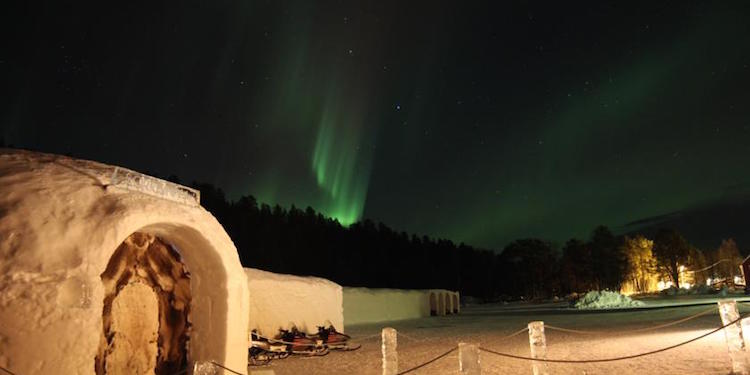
[3,1,750,250]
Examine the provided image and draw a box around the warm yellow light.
[657,280,674,291]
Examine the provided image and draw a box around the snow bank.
[574,291,645,309]
[0,149,249,374]
[343,288,459,325]
[245,268,343,336]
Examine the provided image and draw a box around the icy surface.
[458,342,480,375]
[0,149,249,374]
[574,290,646,309]
[382,327,398,375]
[528,321,548,375]
[109,166,200,206]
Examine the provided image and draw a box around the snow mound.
[574,291,644,309]
[245,267,343,336]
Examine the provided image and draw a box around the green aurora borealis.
[311,92,373,226]
[3,1,750,249]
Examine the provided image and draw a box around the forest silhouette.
[186,180,736,301]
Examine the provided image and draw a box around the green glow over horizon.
[311,102,371,226]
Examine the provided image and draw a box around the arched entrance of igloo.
[96,232,191,375]
[429,293,438,316]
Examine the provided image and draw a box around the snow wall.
[0,150,250,374]
[245,267,343,337]
[343,288,459,326]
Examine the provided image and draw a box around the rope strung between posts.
[398,331,429,343]
[493,327,529,340]
[392,327,528,374]
[354,325,528,345]
[0,366,17,375]
[545,305,717,335]
[480,326,529,348]
[208,360,245,375]
[479,312,747,364]
[395,346,458,375]
[349,332,383,342]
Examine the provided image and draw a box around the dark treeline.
[190,182,631,301]
[187,181,741,301]
[193,183,469,294]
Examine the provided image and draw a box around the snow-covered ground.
[253,294,750,374]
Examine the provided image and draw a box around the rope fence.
[395,347,458,375]
[392,327,529,374]
[544,305,717,335]
[206,360,245,375]
[351,332,384,342]
[480,313,743,363]
[4,300,749,375]
[378,299,750,375]
[165,300,750,374]
[485,326,529,342]
[396,331,429,343]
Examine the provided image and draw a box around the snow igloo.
[245,267,343,337]
[427,290,459,316]
[0,150,249,374]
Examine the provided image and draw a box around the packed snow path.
[259,298,750,374]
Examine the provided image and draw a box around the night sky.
[3,1,750,250]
